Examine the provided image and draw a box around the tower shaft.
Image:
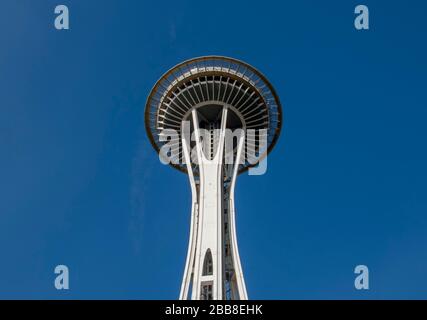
[179,107,248,300]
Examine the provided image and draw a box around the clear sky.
[1,0,426,299]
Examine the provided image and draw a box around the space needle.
[145,56,282,300]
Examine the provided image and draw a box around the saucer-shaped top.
[145,56,282,175]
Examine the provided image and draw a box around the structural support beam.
[179,106,248,300]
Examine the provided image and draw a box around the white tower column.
[179,106,248,300]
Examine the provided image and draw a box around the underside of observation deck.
[145,56,282,175]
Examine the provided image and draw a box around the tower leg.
[179,106,248,300]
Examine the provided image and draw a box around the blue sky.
[0,0,426,299]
